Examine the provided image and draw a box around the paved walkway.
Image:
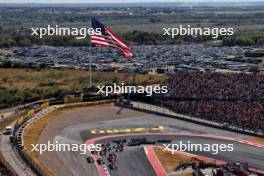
[0,107,16,121]
[0,122,35,176]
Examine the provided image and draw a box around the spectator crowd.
[163,72,264,134]
[166,72,264,100]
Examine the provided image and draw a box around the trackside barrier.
[40,102,49,110]
[12,102,51,176]
[0,110,29,176]
[14,144,45,176]
[63,96,84,104]
[57,100,114,110]
[12,99,114,176]
[115,101,264,138]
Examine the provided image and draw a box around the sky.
[0,0,263,4]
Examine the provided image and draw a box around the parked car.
[3,126,12,135]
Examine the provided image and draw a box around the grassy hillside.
[0,68,167,108]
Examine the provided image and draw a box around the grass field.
[0,68,168,108]
[154,147,215,175]
[1,7,264,36]
[0,68,166,89]
[246,137,264,146]
[154,147,193,175]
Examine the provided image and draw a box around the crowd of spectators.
[166,72,264,100]
[163,72,264,134]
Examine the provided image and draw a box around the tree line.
[0,31,264,47]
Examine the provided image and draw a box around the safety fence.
[0,112,25,176]
[11,95,114,176]
[115,101,264,138]
[12,101,52,176]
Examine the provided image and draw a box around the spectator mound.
[161,72,264,134]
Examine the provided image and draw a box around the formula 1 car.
[86,156,95,163]
[96,158,105,165]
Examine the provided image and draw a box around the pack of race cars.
[86,137,171,170]
[87,139,125,170]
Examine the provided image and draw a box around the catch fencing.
[11,95,114,176]
[116,101,264,138]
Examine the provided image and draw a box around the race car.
[96,158,105,165]
[86,156,95,163]
[108,163,117,170]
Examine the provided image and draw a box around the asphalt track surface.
[36,104,264,176]
[85,133,264,175]
[108,146,157,176]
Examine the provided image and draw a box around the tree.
[234,37,255,46]
[223,37,235,46]
[18,38,32,47]
[2,60,12,68]
[257,38,264,46]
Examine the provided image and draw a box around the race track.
[36,104,264,176]
[85,132,264,175]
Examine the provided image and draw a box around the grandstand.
[158,71,264,134]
